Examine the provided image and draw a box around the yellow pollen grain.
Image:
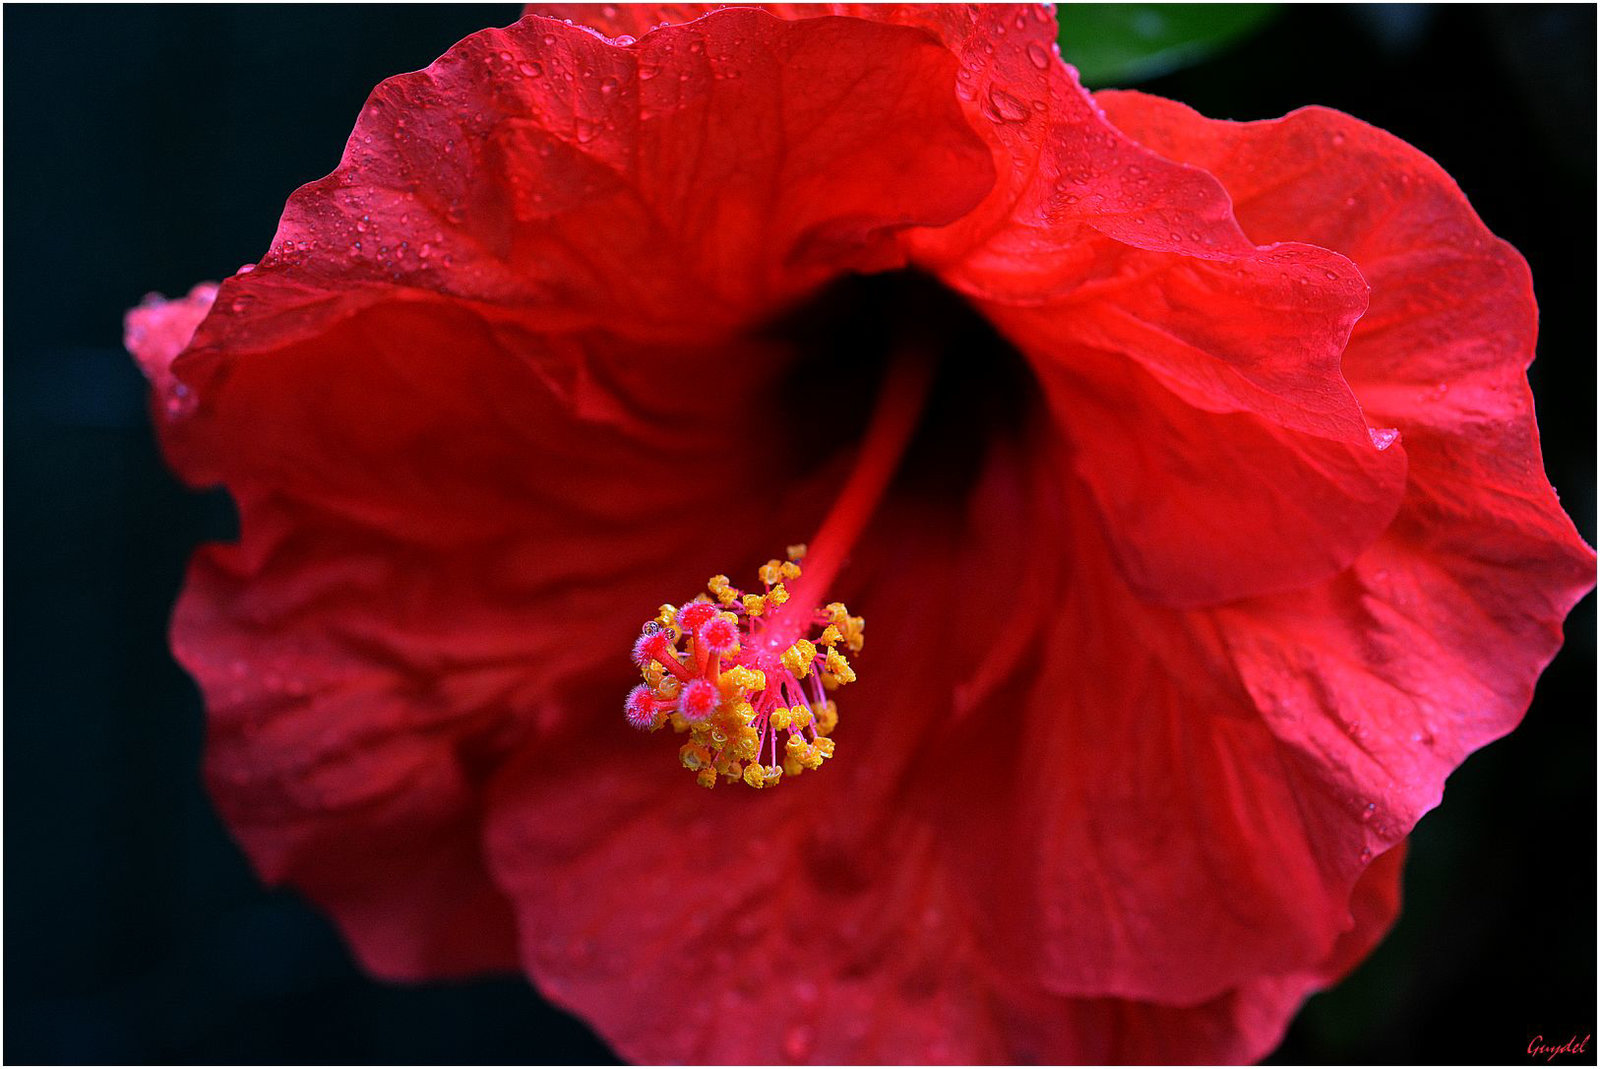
[723,666,765,693]
[769,707,792,732]
[742,593,767,617]
[782,639,817,678]
[780,560,802,581]
[709,574,740,605]
[815,701,838,736]
[767,584,790,607]
[786,543,807,561]
[825,647,856,684]
[743,763,766,789]
[818,624,842,647]
[696,768,717,789]
[758,560,783,586]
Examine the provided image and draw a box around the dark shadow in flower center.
[762,269,1044,516]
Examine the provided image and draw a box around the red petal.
[168,10,992,392]
[1099,89,1594,835]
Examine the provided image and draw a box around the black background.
[6,5,1593,1064]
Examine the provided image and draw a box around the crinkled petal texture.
[132,3,1593,1064]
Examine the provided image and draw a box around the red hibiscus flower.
[125,5,1594,1063]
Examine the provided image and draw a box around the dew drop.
[1360,802,1377,823]
[638,63,660,80]
[1368,427,1399,451]
[984,85,1031,123]
[614,33,636,45]
[1359,846,1373,863]
[1026,41,1051,69]
[1323,269,1340,280]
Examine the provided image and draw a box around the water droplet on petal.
[1368,427,1399,451]
[984,84,1031,123]
[1026,41,1052,69]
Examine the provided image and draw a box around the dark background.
[5,5,1593,1064]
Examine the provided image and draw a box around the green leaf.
[1058,4,1280,88]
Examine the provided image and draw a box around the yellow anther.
[709,574,740,605]
[696,768,717,789]
[742,593,767,617]
[813,736,835,758]
[782,639,817,678]
[800,746,825,770]
[817,624,842,647]
[762,765,783,787]
[786,543,807,561]
[842,616,865,653]
[815,701,838,736]
[790,704,813,730]
[826,602,850,626]
[779,560,802,581]
[767,584,790,607]
[743,762,766,789]
[782,756,803,778]
[758,560,784,586]
[824,647,856,684]
[642,662,665,687]
[655,603,678,631]
[680,742,711,771]
[769,707,792,732]
[723,666,765,693]
[785,733,807,756]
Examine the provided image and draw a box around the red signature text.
[1528,1035,1591,1062]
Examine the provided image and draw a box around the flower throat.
[625,331,935,790]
